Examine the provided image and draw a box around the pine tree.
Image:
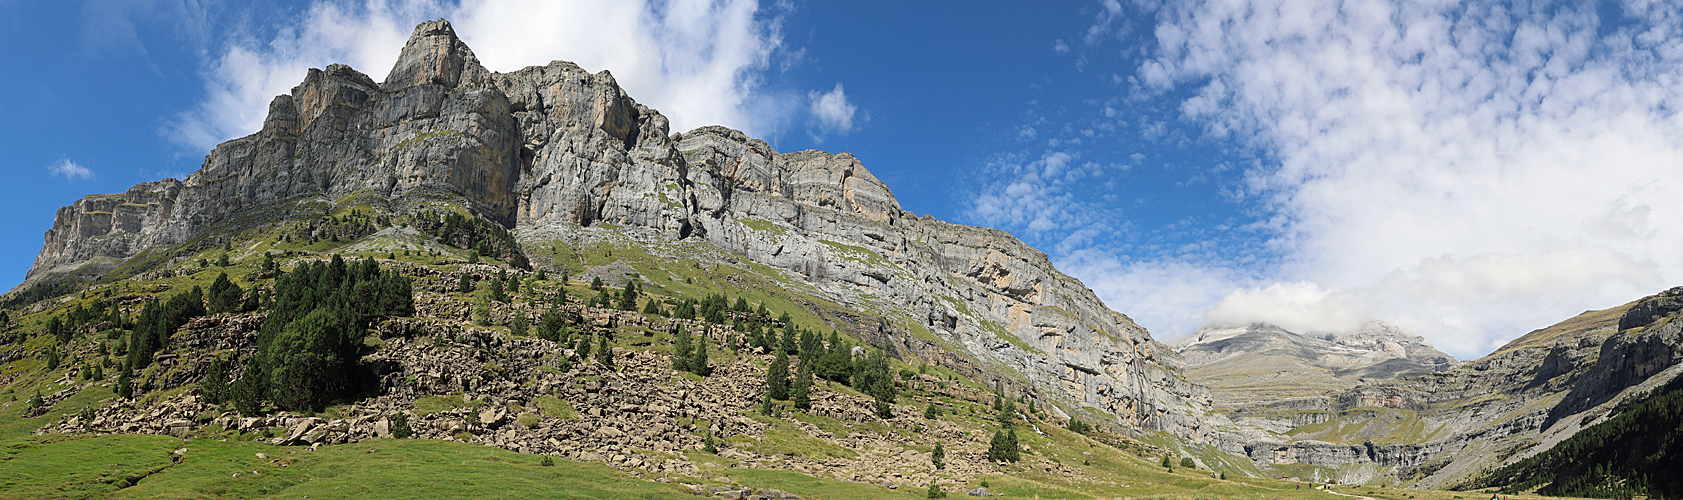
[672,326,693,373]
[116,365,133,399]
[987,430,1012,462]
[473,287,492,326]
[207,271,241,314]
[932,442,946,470]
[538,308,565,342]
[618,278,640,311]
[490,276,507,303]
[596,334,613,367]
[791,360,813,410]
[1004,428,1020,461]
[779,326,798,355]
[509,312,529,336]
[691,335,710,377]
[767,350,791,400]
[458,273,473,293]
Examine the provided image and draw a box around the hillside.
[0,18,1243,499]
[5,18,1681,500]
[1214,288,1683,489]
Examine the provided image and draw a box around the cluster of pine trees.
[986,395,1022,462]
[760,327,896,418]
[222,255,413,413]
[1478,374,1683,499]
[411,211,528,268]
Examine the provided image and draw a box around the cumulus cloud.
[1113,0,1683,357]
[807,82,857,138]
[167,0,786,152]
[48,159,95,181]
[1058,250,1249,342]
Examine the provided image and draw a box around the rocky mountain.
[1216,288,1683,488]
[1177,321,1458,407]
[14,19,1210,442]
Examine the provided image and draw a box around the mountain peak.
[382,19,491,91]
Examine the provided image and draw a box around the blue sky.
[4,0,1683,359]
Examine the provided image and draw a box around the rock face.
[1177,321,1458,407]
[1225,288,1683,488]
[19,20,1212,440]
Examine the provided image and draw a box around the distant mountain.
[1176,321,1458,406]
[1205,287,1683,489]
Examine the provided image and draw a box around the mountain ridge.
[13,19,1215,443]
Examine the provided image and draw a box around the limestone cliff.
[16,20,1213,441]
[1230,287,1683,488]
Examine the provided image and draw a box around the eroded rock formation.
[20,19,1213,440]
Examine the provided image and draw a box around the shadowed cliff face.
[20,19,1216,440]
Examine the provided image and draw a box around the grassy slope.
[0,195,1597,500]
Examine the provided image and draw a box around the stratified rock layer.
[1230,288,1683,487]
[21,20,1211,440]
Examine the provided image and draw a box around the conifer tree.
[672,326,693,373]
[596,334,613,367]
[932,442,946,470]
[490,276,507,303]
[510,312,529,336]
[538,308,565,342]
[767,350,791,400]
[791,359,813,410]
[691,335,710,377]
[779,325,798,355]
[473,287,492,326]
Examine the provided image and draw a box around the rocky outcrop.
[19,19,1214,442]
[37,308,1093,491]
[1225,289,1683,488]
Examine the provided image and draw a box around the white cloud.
[1058,250,1248,343]
[1105,0,1683,358]
[48,159,95,181]
[167,0,786,152]
[807,82,857,137]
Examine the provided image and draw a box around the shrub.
[1180,457,1196,469]
[539,456,554,466]
[391,413,414,438]
[927,484,946,498]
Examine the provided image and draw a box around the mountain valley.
[1,18,1680,500]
